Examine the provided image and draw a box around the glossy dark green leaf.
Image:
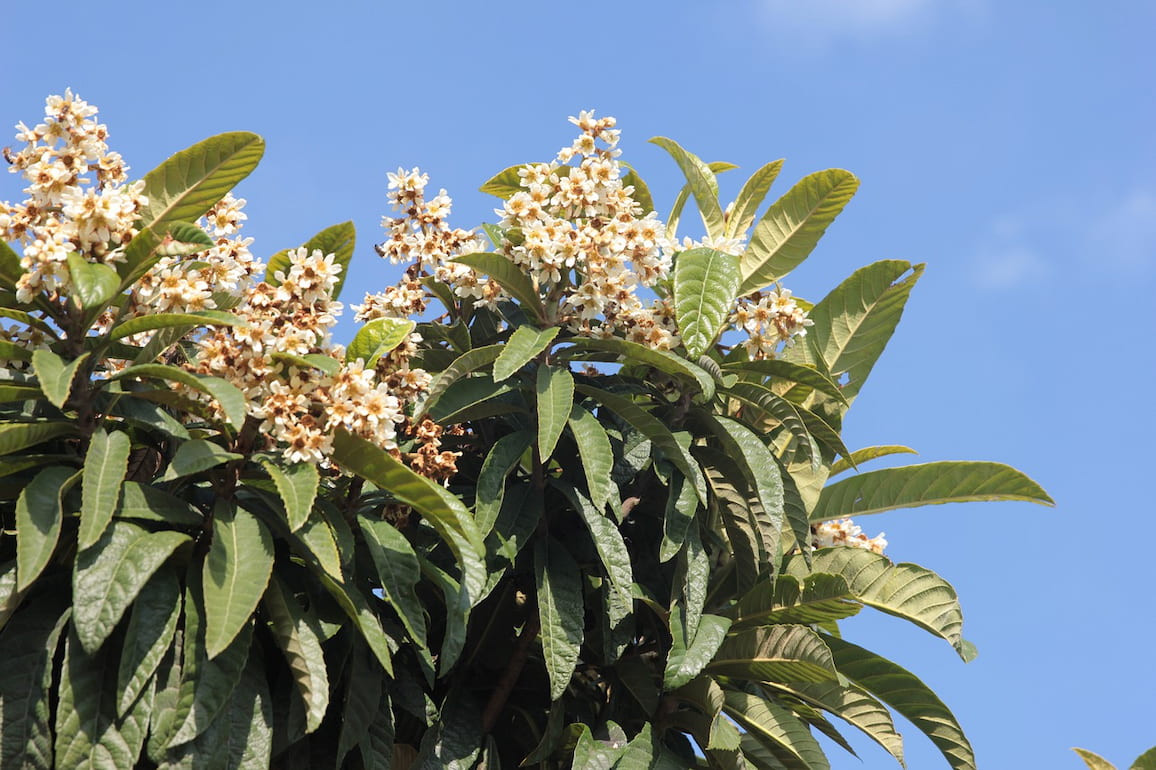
[116,482,203,526]
[202,503,273,659]
[557,336,716,400]
[675,247,741,358]
[108,310,243,342]
[566,405,615,515]
[73,520,189,654]
[703,414,787,558]
[724,690,829,770]
[31,349,89,409]
[0,600,67,770]
[474,429,531,535]
[117,567,182,715]
[337,643,384,766]
[15,466,76,590]
[167,620,253,747]
[417,344,503,419]
[771,679,904,767]
[78,427,131,549]
[360,516,428,649]
[536,364,573,461]
[738,168,859,292]
[161,439,243,482]
[665,607,731,690]
[113,364,247,430]
[262,574,328,734]
[347,317,416,367]
[316,572,395,676]
[659,472,698,562]
[257,458,318,533]
[535,538,584,701]
[66,253,120,311]
[55,630,135,768]
[493,325,558,382]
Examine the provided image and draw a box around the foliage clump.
[0,94,1052,769]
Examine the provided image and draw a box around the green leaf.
[73,520,189,654]
[117,568,181,715]
[722,359,848,406]
[772,679,904,766]
[67,253,120,311]
[0,421,73,457]
[167,619,253,748]
[266,220,356,299]
[331,429,485,605]
[726,160,786,239]
[16,466,76,590]
[479,164,530,198]
[708,625,838,684]
[622,166,656,214]
[536,364,574,461]
[493,325,558,382]
[337,644,384,766]
[650,137,727,238]
[704,462,763,594]
[117,482,203,526]
[346,317,416,367]
[567,405,614,514]
[1132,748,1156,770]
[556,336,716,400]
[262,574,329,734]
[55,630,135,769]
[0,384,39,403]
[113,363,247,430]
[473,429,531,536]
[161,439,243,481]
[451,252,546,321]
[0,599,68,770]
[572,725,626,769]
[829,445,917,477]
[790,260,923,403]
[576,385,707,503]
[723,382,820,471]
[724,690,830,770]
[257,458,319,532]
[665,608,731,690]
[731,573,860,630]
[738,169,860,293]
[31,349,89,409]
[659,474,699,562]
[268,351,340,376]
[824,635,975,770]
[417,344,504,420]
[787,547,966,655]
[674,247,741,359]
[812,461,1055,522]
[360,516,428,649]
[0,240,22,290]
[535,538,584,701]
[1073,750,1117,770]
[78,427,132,550]
[155,221,215,256]
[316,573,396,676]
[108,310,243,342]
[139,132,264,232]
[0,340,32,363]
[202,503,273,659]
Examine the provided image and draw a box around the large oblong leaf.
[738,168,860,293]
[346,317,415,367]
[724,690,830,770]
[262,575,329,733]
[473,429,532,535]
[674,247,741,359]
[360,517,428,649]
[108,310,245,341]
[493,325,558,382]
[78,427,131,550]
[769,680,904,767]
[117,568,181,715]
[824,635,975,770]
[726,159,785,239]
[829,445,917,476]
[707,625,838,684]
[649,137,726,238]
[202,503,273,659]
[266,220,356,300]
[535,364,573,461]
[31,349,89,410]
[55,631,135,769]
[567,405,614,514]
[811,461,1054,522]
[139,132,265,232]
[0,422,74,457]
[112,363,247,430]
[16,467,76,590]
[535,538,584,701]
[0,599,68,770]
[257,458,319,533]
[664,609,731,691]
[416,344,503,420]
[72,519,190,654]
[556,336,716,400]
[722,359,848,405]
[451,252,545,321]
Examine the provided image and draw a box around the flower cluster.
[1,90,147,304]
[732,288,813,359]
[811,518,888,555]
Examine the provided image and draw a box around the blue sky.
[3,0,1153,766]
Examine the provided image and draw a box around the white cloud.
[971,246,1049,290]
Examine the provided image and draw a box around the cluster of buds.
[811,518,888,555]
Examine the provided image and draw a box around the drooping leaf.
[572,724,626,769]
[787,260,923,404]
[674,247,742,358]
[535,538,584,701]
[787,547,966,655]
[824,635,975,770]
[108,310,244,342]
[659,473,699,563]
[117,567,182,715]
[360,516,428,649]
[812,461,1054,522]
[704,462,763,594]
[262,574,329,734]
[723,382,820,470]
[709,625,838,684]
[829,445,917,476]
[55,630,135,769]
[556,336,716,400]
[116,482,203,526]
[31,349,89,410]
[770,680,904,767]
[650,137,727,238]
[738,168,859,293]
[138,130,263,234]
[473,429,532,535]
[0,240,22,290]
[451,252,546,322]
[73,520,189,654]
[1132,747,1156,770]
[167,620,253,748]
[0,600,68,770]
[266,220,356,299]
[493,325,558,382]
[257,458,319,533]
[316,572,395,676]
[15,466,76,590]
[337,643,384,766]
[536,364,574,461]
[722,359,848,406]
[724,690,830,770]
[161,439,243,481]
[726,159,786,239]
[1073,750,1117,770]
[665,607,731,690]
[412,688,484,770]
[113,364,247,430]
[78,427,131,549]
[416,344,503,419]
[346,317,416,367]
[67,253,120,311]
[731,573,860,630]
[202,503,273,659]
